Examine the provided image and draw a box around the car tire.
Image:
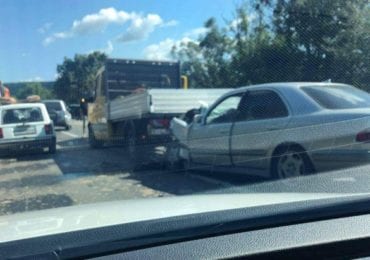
[65,125,71,131]
[126,127,145,171]
[181,158,192,172]
[88,127,103,149]
[271,146,314,179]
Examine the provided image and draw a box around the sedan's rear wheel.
[272,146,313,179]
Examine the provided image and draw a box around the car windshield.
[44,102,62,112]
[0,0,369,246]
[302,85,370,109]
[1,108,43,124]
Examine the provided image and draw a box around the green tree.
[172,0,369,90]
[16,82,53,100]
[272,0,369,86]
[54,51,107,103]
[172,18,234,88]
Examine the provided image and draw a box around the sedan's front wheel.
[271,146,313,179]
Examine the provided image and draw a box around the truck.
[87,58,230,167]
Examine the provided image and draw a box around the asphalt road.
[0,120,233,216]
[2,120,370,216]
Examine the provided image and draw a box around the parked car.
[68,104,81,120]
[170,82,370,179]
[0,103,56,154]
[43,100,72,130]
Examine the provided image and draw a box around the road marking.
[61,131,80,138]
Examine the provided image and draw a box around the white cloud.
[161,19,178,27]
[43,32,72,46]
[143,26,208,60]
[230,18,242,30]
[229,12,257,30]
[117,13,163,43]
[89,40,114,55]
[37,22,53,34]
[143,37,193,60]
[183,27,209,38]
[143,38,175,60]
[104,40,114,54]
[71,7,131,35]
[21,76,44,82]
[43,7,176,46]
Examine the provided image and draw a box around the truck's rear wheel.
[127,129,136,160]
[88,127,103,149]
[126,127,144,170]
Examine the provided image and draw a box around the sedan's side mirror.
[193,114,203,124]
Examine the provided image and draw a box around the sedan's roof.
[236,82,351,92]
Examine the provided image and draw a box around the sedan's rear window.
[44,102,62,112]
[1,108,44,125]
[302,85,370,109]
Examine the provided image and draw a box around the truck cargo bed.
[109,89,230,121]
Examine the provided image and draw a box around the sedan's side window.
[238,90,288,121]
[206,95,242,124]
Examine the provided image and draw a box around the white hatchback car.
[0,103,56,154]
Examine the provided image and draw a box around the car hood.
[0,192,362,243]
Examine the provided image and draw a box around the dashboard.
[2,195,370,259]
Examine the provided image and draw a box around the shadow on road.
[0,194,73,215]
[57,138,88,149]
[118,169,224,195]
[53,146,132,174]
[0,150,53,160]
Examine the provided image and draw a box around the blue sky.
[0,0,245,83]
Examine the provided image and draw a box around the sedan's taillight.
[356,130,370,142]
[0,128,3,139]
[44,124,53,135]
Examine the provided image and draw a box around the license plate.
[13,126,36,136]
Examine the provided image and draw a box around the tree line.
[6,82,54,100]
[172,0,369,89]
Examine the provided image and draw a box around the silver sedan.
[170,82,370,179]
